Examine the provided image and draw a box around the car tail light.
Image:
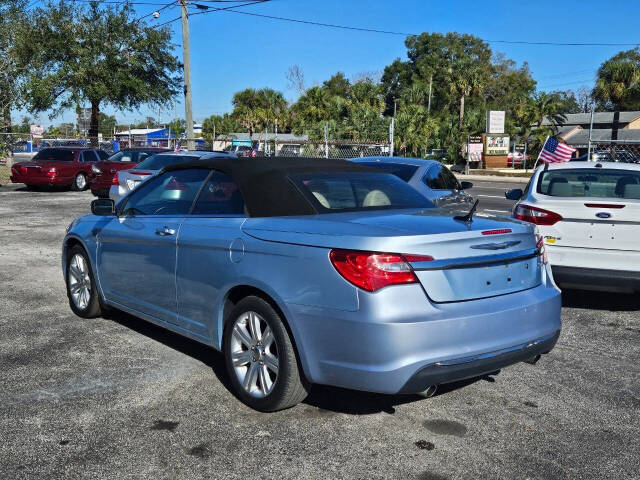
[513,204,562,226]
[329,249,433,292]
[482,229,512,236]
[536,234,547,264]
[584,203,625,209]
[112,172,119,186]
[46,167,57,178]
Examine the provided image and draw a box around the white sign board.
[486,110,505,134]
[30,124,44,137]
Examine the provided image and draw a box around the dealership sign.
[30,124,44,137]
[484,134,510,155]
[486,110,505,134]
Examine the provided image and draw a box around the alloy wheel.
[68,253,91,310]
[76,174,87,190]
[230,311,279,398]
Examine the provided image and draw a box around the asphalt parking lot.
[1,181,639,480]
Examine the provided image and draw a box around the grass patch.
[0,165,10,185]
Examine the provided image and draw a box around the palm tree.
[231,88,261,137]
[592,48,640,110]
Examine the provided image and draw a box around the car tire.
[223,296,309,412]
[65,245,102,318]
[72,173,88,191]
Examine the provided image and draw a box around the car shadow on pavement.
[104,309,237,394]
[562,289,640,311]
[303,376,485,415]
[105,308,488,415]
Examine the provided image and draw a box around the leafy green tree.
[395,104,437,156]
[0,0,27,133]
[231,87,288,137]
[291,86,333,137]
[323,73,351,98]
[592,48,640,111]
[167,118,186,136]
[47,122,76,137]
[202,114,238,139]
[16,0,181,144]
[98,113,117,137]
[380,59,413,116]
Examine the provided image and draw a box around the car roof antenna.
[454,199,479,223]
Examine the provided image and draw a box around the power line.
[135,0,176,22]
[211,9,639,47]
[153,0,268,28]
[538,78,596,89]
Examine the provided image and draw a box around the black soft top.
[162,156,382,217]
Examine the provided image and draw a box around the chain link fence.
[0,133,35,165]
[588,140,640,163]
[213,138,390,159]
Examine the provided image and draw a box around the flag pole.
[532,135,549,171]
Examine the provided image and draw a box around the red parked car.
[88,148,169,197]
[10,147,109,191]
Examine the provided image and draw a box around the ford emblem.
[596,212,611,219]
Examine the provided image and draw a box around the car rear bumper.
[286,274,561,394]
[10,175,72,186]
[552,265,640,292]
[398,331,559,393]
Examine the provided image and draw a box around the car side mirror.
[91,198,115,216]
[505,188,523,200]
[460,181,473,190]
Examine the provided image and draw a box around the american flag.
[538,136,576,164]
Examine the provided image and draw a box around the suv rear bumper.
[552,265,640,292]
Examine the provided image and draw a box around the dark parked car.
[89,148,170,197]
[10,147,108,191]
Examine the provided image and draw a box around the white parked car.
[506,161,640,293]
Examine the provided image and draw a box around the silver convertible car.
[63,157,561,412]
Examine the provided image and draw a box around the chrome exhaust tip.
[418,385,438,398]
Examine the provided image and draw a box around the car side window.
[191,171,245,215]
[96,150,109,160]
[424,164,459,190]
[121,169,210,216]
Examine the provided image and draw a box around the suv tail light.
[46,167,57,178]
[514,204,562,226]
[329,249,433,292]
[111,172,119,186]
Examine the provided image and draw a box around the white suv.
[506,161,640,293]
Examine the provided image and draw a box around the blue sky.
[20,0,640,127]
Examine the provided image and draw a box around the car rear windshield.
[293,172,433,212]
[357,162,419,182]
[134,154,201,171]
[33,148,75,162]
[538,168,640,199]
[107,150,154,163]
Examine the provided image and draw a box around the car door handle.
[155,226,176,236]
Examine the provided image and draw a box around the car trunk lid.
[536,197,640,253]
[243,208,542,302]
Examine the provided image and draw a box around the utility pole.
[180,0,195,151]
[427,74,433,114]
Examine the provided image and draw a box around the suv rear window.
[134,154,201,171]
[33,148,75,162]
[538,168,640,199]
[293,172,433,212]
